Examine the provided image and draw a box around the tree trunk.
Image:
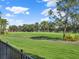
[63,19,67,40]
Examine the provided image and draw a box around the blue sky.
[0,0,57,25]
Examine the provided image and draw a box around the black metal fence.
[0,40,33,59]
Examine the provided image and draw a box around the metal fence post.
[21,49,23,59]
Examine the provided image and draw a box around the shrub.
[64,34,74,41]
[64,34,79,41]
[74,34,79,41]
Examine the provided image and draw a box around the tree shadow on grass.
[26,53,45,59]
[31,36,63,41]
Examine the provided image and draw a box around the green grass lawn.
[0,32,79,59]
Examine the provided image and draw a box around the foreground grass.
[0,32,79,59]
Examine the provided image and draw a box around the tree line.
[9,19,79,32]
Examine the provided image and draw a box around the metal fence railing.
[0,40,33,59]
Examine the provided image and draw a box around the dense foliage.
[0,17,8,34]
[48,0,79,40]
[9,20,79,32]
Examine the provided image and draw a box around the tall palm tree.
[0,18,8,34]
[40,21,49,32]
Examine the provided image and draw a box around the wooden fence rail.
[0,40,33,59]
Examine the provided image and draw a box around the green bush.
[65,34,74,41]
[74,34,79,41]
[64,34,79,41]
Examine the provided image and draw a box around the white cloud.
[3,16,26,25]
[41,0,62,17]
[42,0,60,7]
[5,13,14,17]
[26,12,29,15]
[7,19,25,25]
[41,8,66,19]
[6,6,29,14]
[42,0,48,2]
[41,8,51,16]
[42,7,65,15]
[46,0,56,7]
[41,17,49,21]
